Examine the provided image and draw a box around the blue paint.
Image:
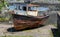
[8,4,49,11]
[31,7,49,11]
[38,7,49,11]
[8,5,16,10]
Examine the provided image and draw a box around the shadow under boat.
[7,25,44,32]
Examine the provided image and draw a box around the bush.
[0,12,12,22]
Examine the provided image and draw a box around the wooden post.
[26,4,28,15]
[36,6,38,16]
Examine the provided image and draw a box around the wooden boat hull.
[13,14,49,30]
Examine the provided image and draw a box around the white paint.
[14,10,27,15]
[27,11,38,16]
[14,10,38,16]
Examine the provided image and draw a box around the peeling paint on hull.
[13,14,49,30]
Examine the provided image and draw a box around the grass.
[0,35,33,37]
[53,24,57,27]
[0,17,10,21]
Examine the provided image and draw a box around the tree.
[0,0,10,21]
[0,0,8,13]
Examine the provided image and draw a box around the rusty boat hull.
[12,14,49,30]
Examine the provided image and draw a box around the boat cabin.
[7,3,49,16]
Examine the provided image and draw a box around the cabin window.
[28,7,31,11]
[38,11,44,16]
[28,7,36,11]
[22,6,26,11]
[19,6,21,10]
[30,7,37,11]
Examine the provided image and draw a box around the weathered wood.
[13,14,49,30]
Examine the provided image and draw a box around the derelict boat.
[9,4,49,30]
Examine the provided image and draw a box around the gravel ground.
[0,23,57,37]
[45,11,57,25]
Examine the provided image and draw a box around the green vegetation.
[0,12,12,21]
[53,24,57,27]
[58,0,60,1]
[0,35,33,37]
[0,17,10,21]
[0,0,8,11]
[0,0,10,22]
